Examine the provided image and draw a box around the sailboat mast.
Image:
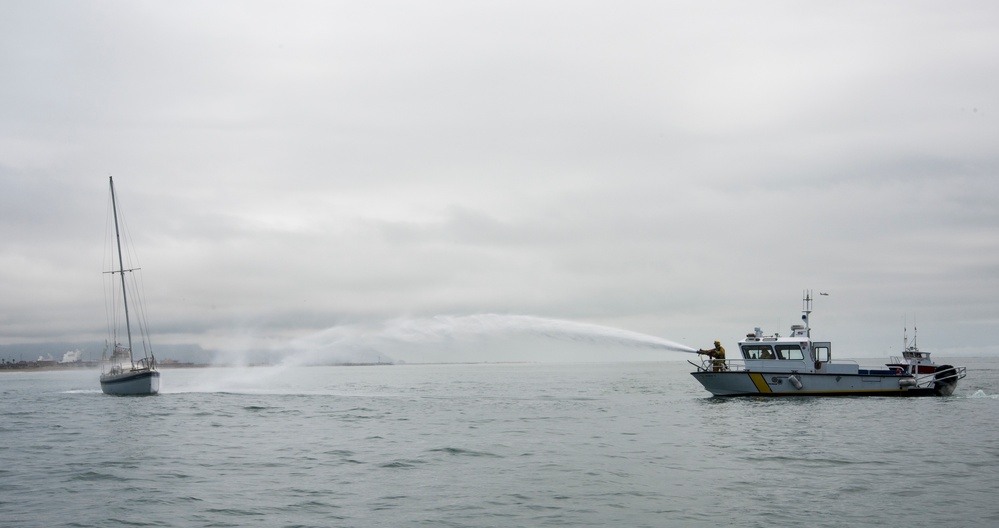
[109,176,134,365]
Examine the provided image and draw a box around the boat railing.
[913,365,967,386]
[691,357,846,373]
[135,356,154,370]
[688,357,955,377]
[689,357,750,373]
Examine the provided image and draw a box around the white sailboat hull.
[100,369,160,396]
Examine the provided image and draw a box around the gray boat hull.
[691,370,951,397]
[100,369,160,396]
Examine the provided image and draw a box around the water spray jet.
[280,314,698,365]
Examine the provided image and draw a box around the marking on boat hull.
[748,373,772,393]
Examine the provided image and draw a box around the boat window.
[813,343,830,362]
[775,344,804,360]
[742,344,775,359]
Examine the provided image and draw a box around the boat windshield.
[742,344,804,360]
[742,344,775,359]
[775,344,804,360]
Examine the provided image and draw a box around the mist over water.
[192,315,698,393]
[385,314,697,352]
[270,314,698,366]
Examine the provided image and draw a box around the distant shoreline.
[0,360,551,371]
[0,361,197,371]
[0,361,398,371]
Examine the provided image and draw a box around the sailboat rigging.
[100,176,160,395]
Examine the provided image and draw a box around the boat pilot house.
[740,325,832,365]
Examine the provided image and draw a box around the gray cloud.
[2,1,998,362]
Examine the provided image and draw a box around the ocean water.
[2,358,998,528]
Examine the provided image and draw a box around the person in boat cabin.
[697,341,726,371]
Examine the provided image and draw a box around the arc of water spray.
[186,314,700,393]
[393,314,699,353]
[288,313,699,361]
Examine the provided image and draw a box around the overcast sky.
[2,1,997,363]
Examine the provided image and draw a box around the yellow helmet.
[714,340,721,346]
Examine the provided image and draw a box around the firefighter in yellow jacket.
[698,341,726,371]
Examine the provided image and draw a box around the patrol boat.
[690,292,965,397]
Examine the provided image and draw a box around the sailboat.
[100,176,160,396]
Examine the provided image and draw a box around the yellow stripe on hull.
[748,373,772,393]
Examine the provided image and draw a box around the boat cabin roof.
[738,326,830,363]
